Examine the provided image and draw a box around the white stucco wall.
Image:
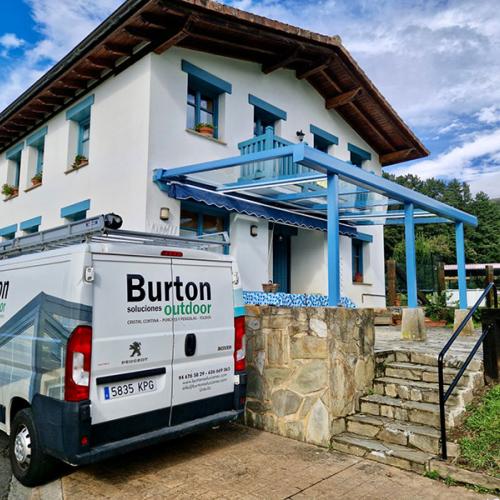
[0,45,387,306]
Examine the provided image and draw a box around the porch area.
[154,128,478,339]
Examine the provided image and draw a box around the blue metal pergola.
[154,142,477,309]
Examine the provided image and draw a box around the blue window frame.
[352,239,364,282]
[348,143,371,167]
[6,142,24,189]
[0,224,17,240]
[27,127,48,175]
[78,118,90,157]
[182,61,232,140]
[61,199,90,222]
[310,125,339,154]
[249,95,287,136]
[180,202,229,253]
[20,216,42,234]
[66,95,94,160]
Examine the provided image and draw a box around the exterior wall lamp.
[296,130,305,142]
[160,207,170,221]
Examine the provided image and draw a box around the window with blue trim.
[182,61,232,140]
[66,95,94,163]
[350,151,364,167]
[310,125,338,154]
[352,239,364,282]
[249,95,287,137]
[61,199,90,223]
[0,224,17,241]
[180,203,229,254]
[187,88,218,136]
[10,152,21,189]
[20,217,41,235]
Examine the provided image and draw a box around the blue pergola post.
[404,202,418,308]
[455,221,468,309]
[327,172,340,306]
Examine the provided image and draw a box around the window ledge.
[352,282,373,286]
[3,193,18,202]
[25,183,42,193]
[186,128,227,145]
[65,162,89,175]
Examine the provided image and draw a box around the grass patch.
[424,470,440,480]
[457,384,500,476]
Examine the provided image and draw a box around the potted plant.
[71,154,88,169]
[354,272,363,283]
[195,123,214,137]
[31,171,43,186]
[2,183,18,198]
[262,281,280,293]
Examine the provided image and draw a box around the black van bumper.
[32,381,246,465]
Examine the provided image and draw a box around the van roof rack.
[0,214,229,260]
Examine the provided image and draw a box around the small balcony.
[238,126,312,180]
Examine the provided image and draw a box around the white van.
[0,215,246,486]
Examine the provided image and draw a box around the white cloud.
[0,33,25,50]
[0,0,121,111]
[389,127,500,194]
[477,105,500,125]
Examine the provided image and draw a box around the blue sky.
[1,0,499,197]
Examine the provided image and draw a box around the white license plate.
[103,378,156,400]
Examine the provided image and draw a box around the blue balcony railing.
[238,126,312,180]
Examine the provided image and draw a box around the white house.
[0,0,428,308]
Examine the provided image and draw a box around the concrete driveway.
[0,424,491,499]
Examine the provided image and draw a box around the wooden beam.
[262,47,300,74]
[187,32,275,56]
[72,67,102,80]
[296,57,333,80]
[325,87,362,109]
[3,124,25,132]
[124,25,165,41]
[140,12,171,29]
[49,87,75,97]
[87,56,116,69]
[154,15,194,54]
[21,109,47,118]
[57,78,86,89]
[104,43,134,57]
[30,102,54,112]
[380,148,415,165]
[38,95,65,105]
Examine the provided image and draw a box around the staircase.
[330,349,484,473]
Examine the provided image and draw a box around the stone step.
[346,413,441,454]
[383,361,483,388]
[373,376,472,406]
[330,432,433,473]
[359,393,460,428]
[392,350,483,371]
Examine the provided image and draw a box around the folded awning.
[165,182,358,237]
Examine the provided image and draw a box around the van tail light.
[234,316,246,372]
[65,326,92,402]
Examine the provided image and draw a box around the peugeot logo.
[129,341,142,357]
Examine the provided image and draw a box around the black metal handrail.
[438,282,498,459]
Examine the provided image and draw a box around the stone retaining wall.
[244,305,375,447]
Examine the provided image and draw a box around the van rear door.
[90,253,174,430]
[170,259,235,425]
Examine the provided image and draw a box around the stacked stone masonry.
[244,305,375,447]
[244,306,487,476]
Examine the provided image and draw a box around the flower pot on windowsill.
[71,155,89,170]
[262,282,280,293]
[2,184,18,199]
[31,173,43,186]
[353,273,364,283]
[195,124,214,137]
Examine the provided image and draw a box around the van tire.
[9,408,57,487]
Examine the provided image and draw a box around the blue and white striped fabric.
[243,291,356,309]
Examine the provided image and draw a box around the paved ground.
[0,433,11,500]
[31,424,491,499]
[375,325,483,360]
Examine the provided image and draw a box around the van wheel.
[9,408,56,487]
